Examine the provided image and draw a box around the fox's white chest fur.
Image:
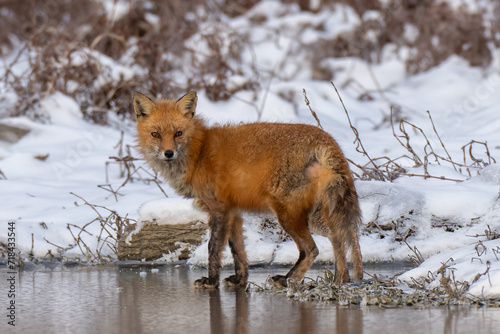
[144,149,194,198]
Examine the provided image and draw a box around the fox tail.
[310,148,363,281]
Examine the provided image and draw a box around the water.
[1,262,499,334]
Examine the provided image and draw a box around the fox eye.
[151,132,161,138]
[175,131,183,137]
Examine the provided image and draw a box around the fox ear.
[176,91,197,119]
[133,92,155,120]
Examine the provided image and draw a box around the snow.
[399,239,500,298]
[100,0,130,22]
[1,0,500,298]
[127,198,208,245]
[137,198,208,226]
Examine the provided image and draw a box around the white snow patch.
[138,198,208,225]
[399,239,500,298]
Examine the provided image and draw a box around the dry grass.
[0,0,260,123]
[2,1,498,122]
[298,83,497,264]
[247,267,500,307]
[100,131,168,201]
[40,192,136,264]
[302,83,496,182]
[468,225,500,241]
[302,85,497,259]
[306,0,496,76]
[250,231,500,306]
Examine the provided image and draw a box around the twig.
[70,192,102,217]
[404,240,424,267]
[331,82,384,180]
[303,89,323,129]
[257,65,276,121]
[367,64,386,100]
[29,233,34,260]
[461,140,496,171]
[67,224,86,256]
[43,238,65,250]
[404,174,464,182]
[97,184,122,201]
[390,106,423,167]
[426,110,458,171]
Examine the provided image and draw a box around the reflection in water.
[208,290,225,334]
[336,306,363,334]
[207,287,251,334]
[234,289,249,334]
[1,264,499,334]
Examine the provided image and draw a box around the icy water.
[1,262,499,334]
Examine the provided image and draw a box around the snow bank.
[398,239,500,298]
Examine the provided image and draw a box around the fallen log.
[117,220,208,261]
[117,198,209,261]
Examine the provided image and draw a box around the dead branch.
[303,88,323,129]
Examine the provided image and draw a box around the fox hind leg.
[271,204,319,287]
[330,232,350,284]
[350,226,363,281]
[324,202,363,283]
[325,207,351,284]
[329,225,363,284]
[224,213,249,288]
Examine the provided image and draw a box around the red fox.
[134,91,363,288]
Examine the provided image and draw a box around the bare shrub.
[218,0,262,17]
[1,0,260,122]
[248,266,500,306]
[400,1,492,74]
[333,0,381,16]
[306,0,493,75]
[101,131,169,200]
[326,82,496,182]
[0,1,101,53]
[67,192,136,263]
[2,1,495,122]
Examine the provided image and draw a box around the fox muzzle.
[164,150,175,159]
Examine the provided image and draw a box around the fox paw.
[334,270,350,285]
[270,275,288,288]
[193,277,219,289]
[223,274,247,288]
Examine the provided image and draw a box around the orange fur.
[134,91,363,289]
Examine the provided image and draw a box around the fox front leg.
[194,211,231,289]
[223,213,248,288]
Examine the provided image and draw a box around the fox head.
[133,91,198,162]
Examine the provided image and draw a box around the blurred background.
[1,0,498,123]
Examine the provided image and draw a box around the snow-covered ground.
[1,1,499,298]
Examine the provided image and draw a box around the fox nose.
[164,150,175,159]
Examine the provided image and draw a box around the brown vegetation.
[1,0,498,122]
